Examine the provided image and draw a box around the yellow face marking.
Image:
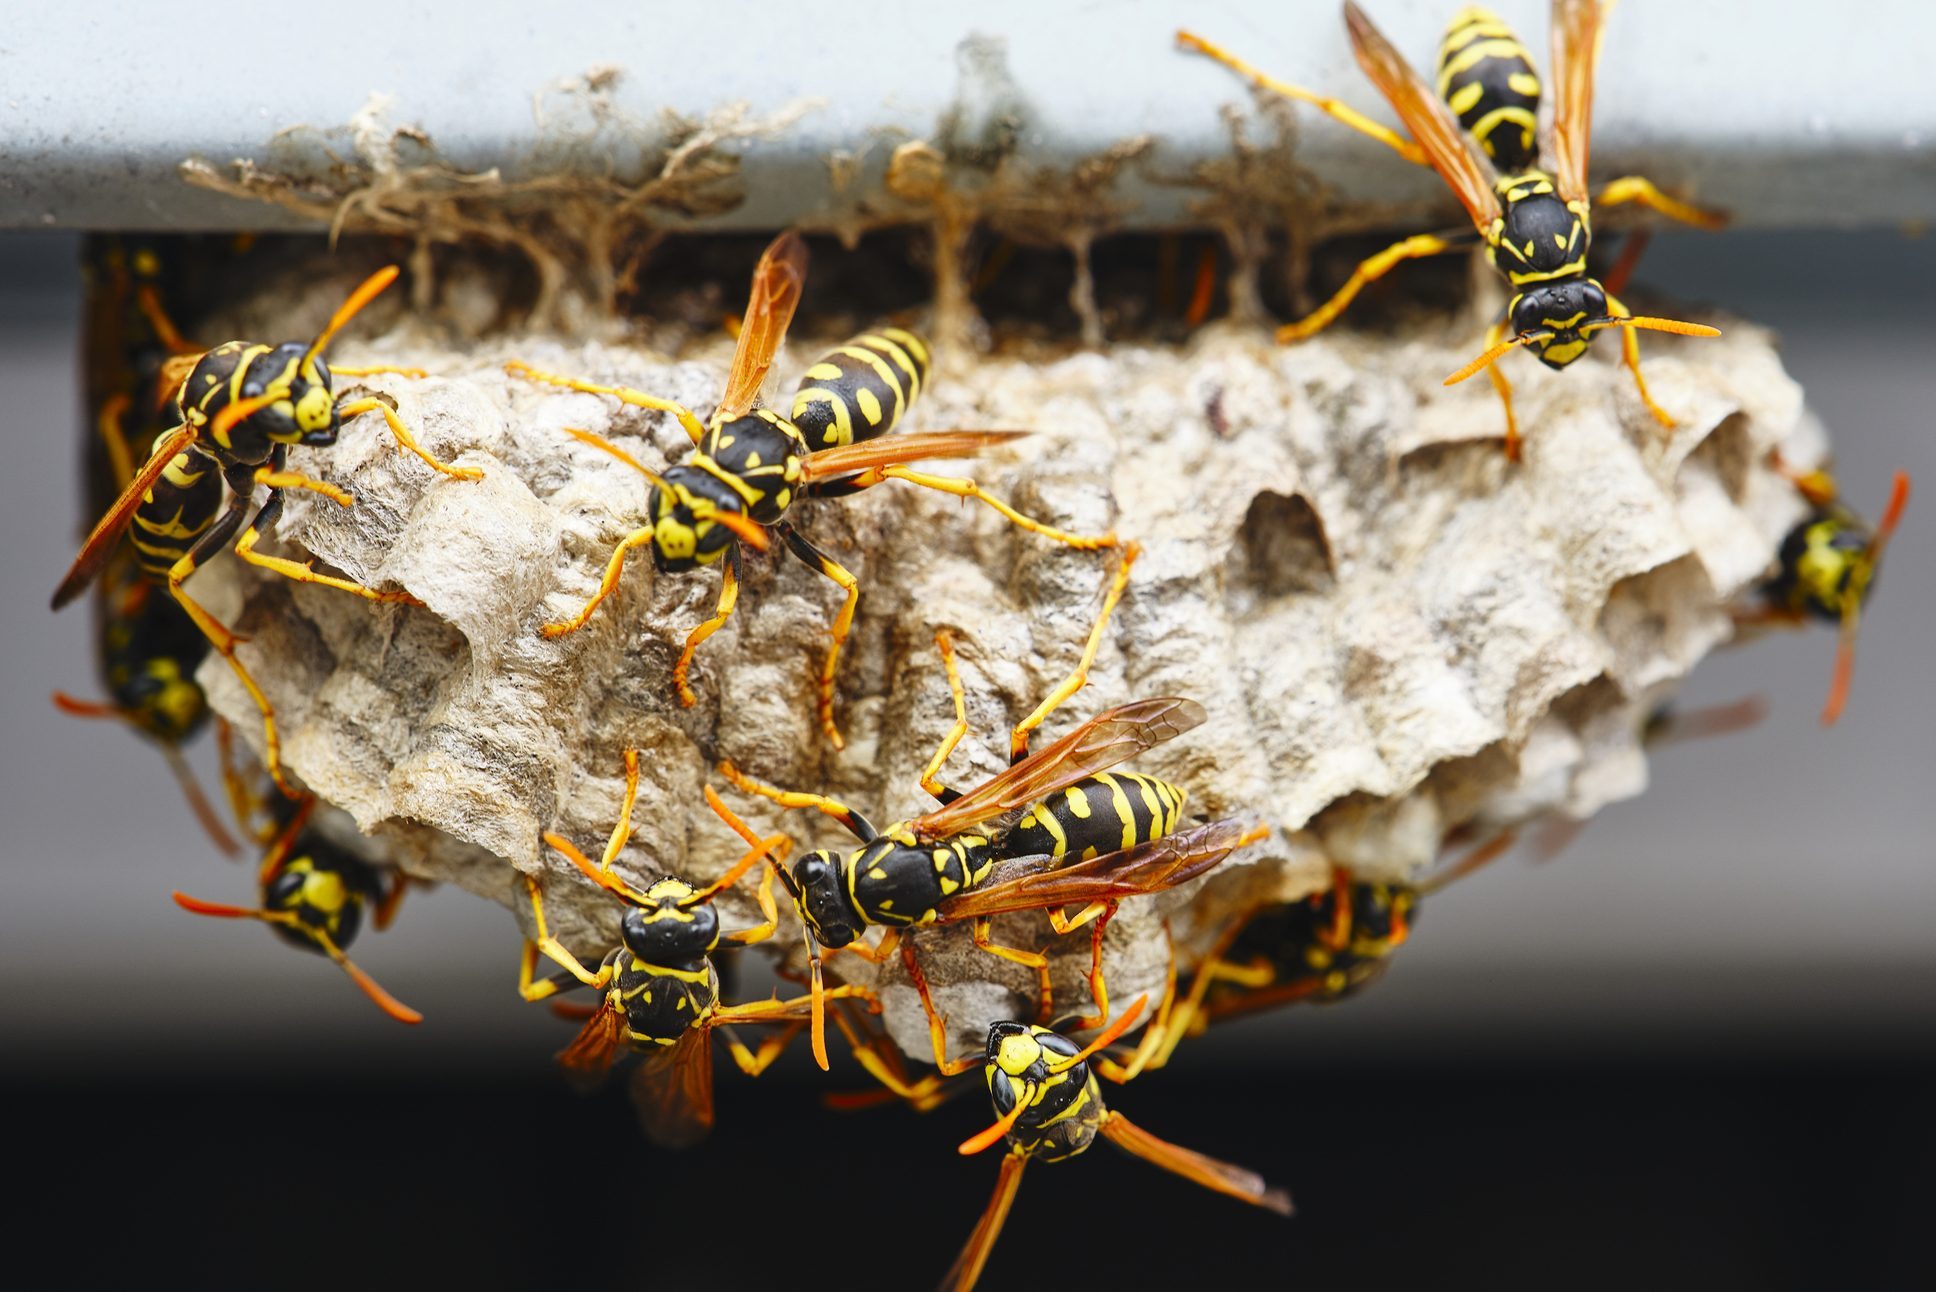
[1540,338,1589,366]
[298,869,351,915]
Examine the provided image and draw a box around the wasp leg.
[336,397,481,480]
[774,524,860,749]
[134,282,199,355]
[941,1154,1029,1292]
[1175,30,1426,165]
[97,393,137,492]
[233,495,423,606]
[871,466,1117,552]
[716,758,880,844]
[920,629,972,800]
[503,360,708,445]
[167,487,294,795]
[1479,318,1522,461]
[711,985,876,1074]
[969,918,1056,1025]
[517,873,610,1002]
[1094,922,1181,1083]
[714,1022,805,1077]
[1276,233,1463,345]
[1186,240,1220,328]
[900,937,989,1076]
[1050,902,1118,1032]
[673,542,742,709]
[1605,292,1675,432]
[249,465,352,509]
[1009,542,1139,763]
[825,999,952,1110]
[1766,450,1841,508]
[539,525,656,639]
[1130,906,1275,1075]
[1593,176,1728,230]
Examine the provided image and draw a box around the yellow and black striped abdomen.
[1437,7,1541,172]
[129,437,223,581]
[789,327,931,450]
[1004,772,1187,863]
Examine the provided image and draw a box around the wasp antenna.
[1585,314,1721,340]
[305,265,399,365]
[1061,995,1149,1070]
[172,891,273,921]
[315,928,423,1024]
[1443,332,1547,386]
[50,691,124,720]
[808,938,831,1071]
[958,1095,1031,1156]
[1870,471,1912,559]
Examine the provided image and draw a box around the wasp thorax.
[1499,192,1582,276]
[619,887,719,968]
[792,851,866,949]
[648,465,746,573]
[1349,882,1417,950]
[1513,279,1609,370]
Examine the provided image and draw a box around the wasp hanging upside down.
[1179,2,1724,459]
[507,230,1117,748]
[1750,458,1911,726]
[172,792,421,1023]
[941,1001,1292,1292]
[52,266,481,794]
[519,751,876,1146]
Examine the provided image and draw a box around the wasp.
[719,551,1264,1072]
[1746,459,1911,726]
[171,792,422,1024]
[507,230,1117,748]
[1179,2,1724,460]
[517,751,876,1147]
[942,999,1292,1291]
[52,265,481,794]
[1109,828,1523,1077]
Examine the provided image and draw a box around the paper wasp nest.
[195,257,1811,1061]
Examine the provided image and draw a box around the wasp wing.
[554,994,627,1092]
[51,423,201,610]
[935,818,1256,922]
[797,430,1030,483]
[715,231,809,422]
[1098,1112,1293,1214]
[1343,1,1502,232]
[628,1027,717,1150]
[908,698,1206,843]
[1547,0,1607,204]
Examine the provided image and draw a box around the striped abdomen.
[129,436,223,581]
[1005,772,1187,863]
[1437,7,1541,172]
[790,328,931,450]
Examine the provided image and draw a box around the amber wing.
[1547,0,1607,203]
[51,423,200,609]
[909,697,1207,843]
[628,1027,717,1150]
[935,817,1253,922]
[1098,1112,1294,1214]
[1342,0,1502,231]
[554,995,627,1091]
[715,230,810,422]
[797,430,1030,483]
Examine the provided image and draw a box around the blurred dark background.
[3,229,1932,1289]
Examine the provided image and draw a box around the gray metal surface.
[3,1,1932,231]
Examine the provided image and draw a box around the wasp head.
[263,848,373,955]
[648,465,750,573]
[1510,279,1609,370]
[619,879,720,968]
[789,850,866,949]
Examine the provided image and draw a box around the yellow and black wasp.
[719,551,1264,1072]
[941,999,1292,1292]
[52,265,481,794]
[171,791,421,1024]
[1747,459,1911,726]
[1108,829,1523,1076]
[1179,2,1724,459]
[57,241,246,853]
[518,750,876,1147]
[507,230,1118,748]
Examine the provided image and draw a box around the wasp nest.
[193,256,1810,1061]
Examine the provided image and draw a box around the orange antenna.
[1443,332,1550,386]
[1822,471,1911,726]
[304,265,399,366]
[1581,314,1721,341]
[958,1097,1030,1156]
[171,890,422,1023]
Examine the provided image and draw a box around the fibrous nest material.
[192,255,1811,1061]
